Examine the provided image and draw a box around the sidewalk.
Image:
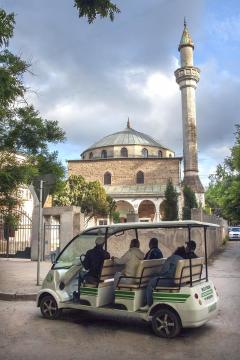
[0,258,52,301]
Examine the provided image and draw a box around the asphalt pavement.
[0,241,240,360]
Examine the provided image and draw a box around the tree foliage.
[0,8,65,224]
[182,185,198,220]
[53,175,116,221]
[74,0,120,23]
[162,179,178,221]
[205,125,240,223]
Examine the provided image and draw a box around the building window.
[121,147,128,158]
[169,153,172,157]
[142,148,148,158]
[89,152,93,159]
[98,219,108,225]
[158,150,162,158]
[136,171,144,184]
[104,172,111,185]
[101,150,107,158]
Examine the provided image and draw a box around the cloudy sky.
[2,0,240,186]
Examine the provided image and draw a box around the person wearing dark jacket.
[83,236,110,284]
[185,240,198,259]
[140,246,186,310]
[144,238,163,260]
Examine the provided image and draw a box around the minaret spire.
[127,117,131,129]
[174,21,205,204]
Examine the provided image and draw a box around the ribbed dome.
[84,124,167,152]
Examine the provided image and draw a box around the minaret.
[174,20,204,203]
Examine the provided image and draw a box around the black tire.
[40,295,62,320]
[151,308,181,338]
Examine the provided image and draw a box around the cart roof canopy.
[87,220,220,232]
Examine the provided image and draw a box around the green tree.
[74,0,120,23]
[0,8,65,225]
[162,179,178,221]
[182,185,198,220]
[54,175,116,222]
[205,125,240,223]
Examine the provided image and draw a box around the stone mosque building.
[68,22,204,225]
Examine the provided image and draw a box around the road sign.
[32,174,56,206]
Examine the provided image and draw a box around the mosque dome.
[81,120,174,160]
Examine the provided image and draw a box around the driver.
[82,236,110,284]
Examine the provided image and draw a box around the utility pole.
[37,179,44,286]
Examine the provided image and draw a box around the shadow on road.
[42,308,215,339]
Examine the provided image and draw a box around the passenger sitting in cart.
[83,236,110,284]
[185,240,198,259]
[112,238,144,287]
[140,246,186,311]
[144,238,163,260]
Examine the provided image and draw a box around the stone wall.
[68,158,181,187]
[191,208,228,256]
[31,206,84,260]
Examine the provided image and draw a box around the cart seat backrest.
[135,258,166,286]
[117,258,166,288]
[174,257,204,285]
[99,259,124,282]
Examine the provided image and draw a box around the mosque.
[67,22,204,224]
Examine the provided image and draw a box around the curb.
[0,292,37,301]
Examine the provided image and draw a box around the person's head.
[95,236,105,247]
[149,238,158,249]
[185,240,196,253]
[174,246,186,258]
[130,238,140,248]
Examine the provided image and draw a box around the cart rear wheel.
[151,308,181,338]
[40,295,62,320]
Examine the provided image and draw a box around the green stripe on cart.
[153,292,190,299]
[153,293,190,303]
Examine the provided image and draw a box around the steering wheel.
[80,254,86,267]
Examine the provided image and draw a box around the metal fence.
[0,211,32,258]
[43,223,60,260]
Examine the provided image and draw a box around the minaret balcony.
[174,66,200,85]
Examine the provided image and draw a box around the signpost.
[32,174,56,286]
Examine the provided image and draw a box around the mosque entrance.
[138,200,156,222]
[115,200,134,223]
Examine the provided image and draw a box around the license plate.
[208,303,217,313]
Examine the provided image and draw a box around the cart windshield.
[53,228,106,269]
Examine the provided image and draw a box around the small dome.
[83,123,168,153]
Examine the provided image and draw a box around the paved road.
[1,242,240,360]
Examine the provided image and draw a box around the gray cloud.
[2,0,239,184]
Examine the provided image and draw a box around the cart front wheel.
[40,295,62,320]
[151,308,181,338]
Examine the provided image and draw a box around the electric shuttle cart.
[37,220,219,338]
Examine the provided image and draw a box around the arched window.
[169,153,172,158]
[158,150,162,158]
[89,152,93,159]
[104,172,111,185]
[142,148,148,158]
[121,147,128,158]
[101,150,107,158]
[136,171,144,184]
